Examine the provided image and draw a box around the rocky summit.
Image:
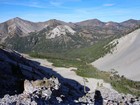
[0,77,60,105]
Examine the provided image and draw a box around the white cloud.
[50,0,81,2]
[1,1,49,8]
[50,1,62,7]
[1,0,81,9]
[103,3,115,7]
[49,0,81,7]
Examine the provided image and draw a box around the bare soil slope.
[92,29,140,81]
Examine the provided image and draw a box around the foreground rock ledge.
[0,77,61,105]
[0,78,140,105]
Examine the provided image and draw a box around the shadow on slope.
[0,48,89,104]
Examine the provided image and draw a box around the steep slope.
[92,29,140,81]
[0,48,49,97]
[0,48,90,104]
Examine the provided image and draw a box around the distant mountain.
[0,17,46,38]
[0,17,140,52]
[121,19,140,28]
[76,19,105,27]
[45,19,67,27]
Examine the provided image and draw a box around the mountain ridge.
[0,17,140,53]
[1,17,140,37]
[2,17,140,24]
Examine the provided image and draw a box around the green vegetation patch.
[29,37,140,96]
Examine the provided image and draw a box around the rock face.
[0,48,52,97]
[0,85,140,105]
[0,77,60,105]
[24,77,60,95]
[46,25,75,39]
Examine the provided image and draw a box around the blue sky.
[0,0,140,23]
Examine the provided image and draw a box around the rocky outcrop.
[78,87,140,105]
[1,84,139,105]
[46,25,75,39]
[24,77,60,95]
[0,49,88,104]
[0,48,53,97]
[0,77,60,105]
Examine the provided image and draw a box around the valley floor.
[23,54,112,93]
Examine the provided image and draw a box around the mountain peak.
[0,17,46,37]
[121,19,139,24]
[121,19,140,28]
[13,17,22,20]
[78,18,103,23]
[90,18,102,22]
[8,17,24,22]
[76,18,104,27]
[127,19,138,21]
[46,19,66,27]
